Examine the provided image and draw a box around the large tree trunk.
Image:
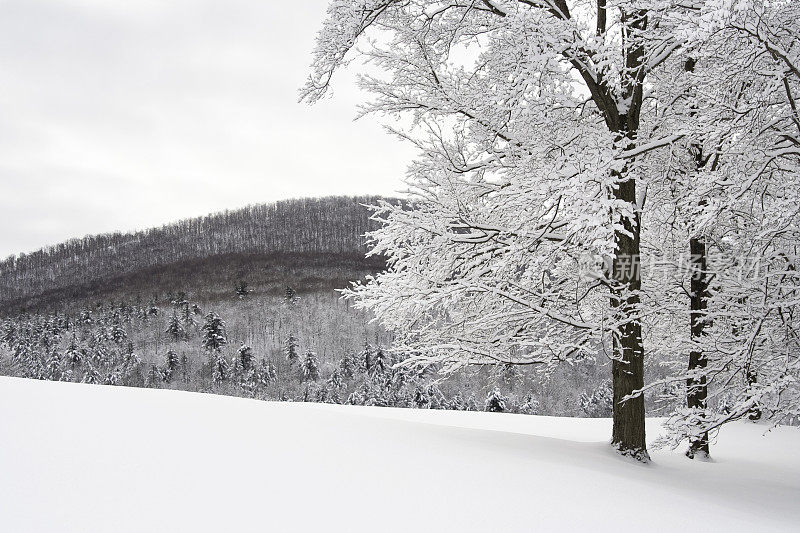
[686,236,710,459]
[587,7,649,460]
[610,166,648,461]
[684,57,711,459]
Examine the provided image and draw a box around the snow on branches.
[305,0,800,457]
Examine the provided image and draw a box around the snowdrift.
[1,377,797,532]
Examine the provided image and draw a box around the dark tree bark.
[610,176,648,459]
[686,236,710,458]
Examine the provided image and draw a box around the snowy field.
[1,377,798,532]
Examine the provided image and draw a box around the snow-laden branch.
[615,134,685,159]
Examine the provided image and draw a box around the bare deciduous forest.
[0,196,387,311]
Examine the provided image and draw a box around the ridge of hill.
[0,196,390,311]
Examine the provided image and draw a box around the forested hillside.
[0,196,387,311]
[0,194,619,418]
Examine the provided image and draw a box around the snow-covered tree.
[83,364,100,385]
[485,388,508,413]
[284,334,300,367]
[304,0,711,459]
[212,352,230,387]
[634,0,800,455]
[148,364,160,386]
[326,369,346,403]
[358,342,373,374]
[580,381,613,418]
[107,313,126,345]
[338,351,356,378]
[301,350,320,382]
[369,347,389,376]
[520,394,541,415]
[163,350,179,383]
[237,344,254,371]
[44,350,63,381]
[256,358,277,388]
[64,335,82,370]
[201,313,227,353]
[166,312,186,343]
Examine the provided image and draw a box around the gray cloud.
[0,0,413,258]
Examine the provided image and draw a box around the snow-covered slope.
[1,377,797,532]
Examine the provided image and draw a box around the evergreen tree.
[485,388,507,413]
[180,301,195,331]
[313,383,330,403]
[301,350,319,382]
[347,383,371,406]
[326,369,345,403]
[165,350,179,372]
[237,344,254,371]
[166,311,186,343]
[107,313,126,345]
[284,334,299,366]
[580,381,613,418]
[83,364,100,385]
[122,344,141,382]
[163,350,179,383]
[370,347,389,377]
[448,394,466,411]
[212,352,229,386]
[256,358,276,388]
[425,384,447,410]
[520,394,541,415]
[327,369,344,390]
[412,386,429,409]
[359,342,373,374]
[45,350,62,381]
[338,352,356,378]
[464,396,479,412]
[201,313,227,352]
[148,364,160,386]
[65,335,82,370]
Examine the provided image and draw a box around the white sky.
[0,0,414,259]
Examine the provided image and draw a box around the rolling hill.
[0,195,389,312]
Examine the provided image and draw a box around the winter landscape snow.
[1,376,797,533]
[2,1,800,531]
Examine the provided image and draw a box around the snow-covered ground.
[1,377,797,532]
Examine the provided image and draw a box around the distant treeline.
[0,196,392,309]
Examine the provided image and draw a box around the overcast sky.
[0,0,414,259]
